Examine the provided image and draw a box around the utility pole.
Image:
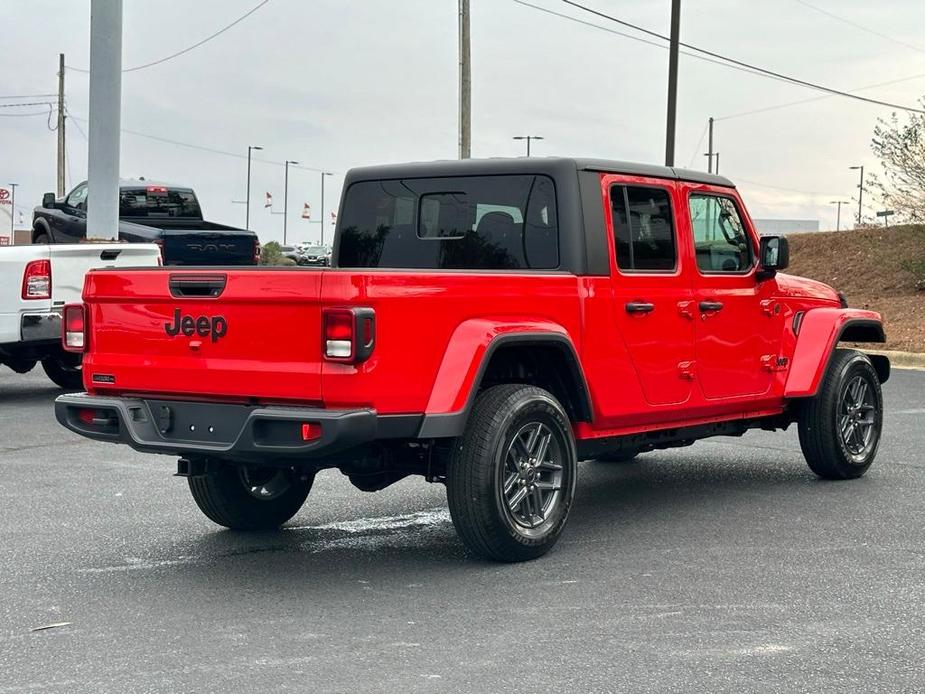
[282,160,298,245]
[830,200,849,231]
[245,145,262,230]
[849,165,864,226]
[513,135,543,156]
[86,0,122,241]
[458,0,471,159]
[664,0,681,167]
[320,172,333,246]
[57,54,66,197]
[9,183,17,242]
[704,116,714,173]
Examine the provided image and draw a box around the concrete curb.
[864,349,925,371]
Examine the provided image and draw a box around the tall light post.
[320,172,333,246]
[830,200,849,232]
[513,135,544,156]
[664,0,681,166]
[849,165,864,226]
[245,145,263,230]
[282,160,298,245]
[8,183,18,242]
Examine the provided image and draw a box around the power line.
[66,111,336,174]
[68,0,271,74]
[794,0,925,54]
[512,1,783,85]
[0,109,51,117]
[717,72,925,121]
[0,101,55,108]
[733,176,839,198]
[0,93,56,99]
[558,0,925,113]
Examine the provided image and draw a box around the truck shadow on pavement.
[0,384,65,405]
[83,453,832,596]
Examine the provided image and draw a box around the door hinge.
[677,300,695,319]
[678,360,696,380]
[761,354,789,371]
[760,299,781,317]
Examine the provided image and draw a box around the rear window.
[337,175,559,270]
[119,187,202,218]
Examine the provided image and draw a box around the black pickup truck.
[32,180,259,266]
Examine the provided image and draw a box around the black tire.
[188,464,313,530]
[446,384,578,562]
[798,349,883,480]
[34,232,50,244]
[595,450,639,463]
[41,353,83,390]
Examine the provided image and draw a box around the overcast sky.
[3,0,925,244]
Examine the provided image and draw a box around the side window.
[66,183,88,211]
[688,194,753,273]
[610,185,676,271]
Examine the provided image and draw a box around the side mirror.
[42,193,57,209]
[758,235,789,279]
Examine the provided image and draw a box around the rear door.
[683,186,781,399]
[605,175,695,407]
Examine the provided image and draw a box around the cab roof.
[344,156,734,188]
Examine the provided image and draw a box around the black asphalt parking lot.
[1,368,923,693]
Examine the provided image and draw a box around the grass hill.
[786,225,925,352]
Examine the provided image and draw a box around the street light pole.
[245,145,263,231]
[283,160,298,245]
[513,135,544,156]
[830,200,849,232]
[849,165,864,226]
[704,116,714,173]
[320,172,333,246]
[9,183,18,242]
[458,0,471,159]
[664,0,681,166]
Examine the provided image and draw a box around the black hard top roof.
[344,156,734,188]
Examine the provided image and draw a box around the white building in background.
[752,219,820,235]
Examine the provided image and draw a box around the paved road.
[0,367,923,693]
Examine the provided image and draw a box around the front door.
[685,189,780,399]
[60,182,88,242]
[607,177,695,407]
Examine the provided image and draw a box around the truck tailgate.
[49,243,161,306]
[160,230,256,266]
[82,269,324,401]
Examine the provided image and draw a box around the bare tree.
[869,101,925,222]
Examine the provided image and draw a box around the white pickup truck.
[0,243,160,388]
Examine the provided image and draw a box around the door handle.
[699,300,724,312]
[625,301,655,314]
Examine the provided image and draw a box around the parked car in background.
[279,245,302,264]
[32,180,259,266]
[0,242,160,388]
[297,243,331,266]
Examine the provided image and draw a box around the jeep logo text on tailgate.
[164,309,228,342]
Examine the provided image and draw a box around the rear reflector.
[22,259,51,300]
[62,304,87,352]
[301,422,321,441]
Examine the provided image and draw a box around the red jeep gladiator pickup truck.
[55,158,889,562]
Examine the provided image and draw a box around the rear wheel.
[798,349,883,480]
[446,384,577,562]
[188,463,313,530]
[33,232,50,244]
[41,353,83,389]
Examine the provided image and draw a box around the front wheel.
[446,384,578,562]
[798,349,883,480]
[188,464,314,530]
[41,353,83,390]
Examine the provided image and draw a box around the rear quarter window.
[336,175,559,270]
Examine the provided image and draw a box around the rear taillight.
[323,307,375,363]
[253,239,261,264]
[62,304,87,352]
[22,259,51,300]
